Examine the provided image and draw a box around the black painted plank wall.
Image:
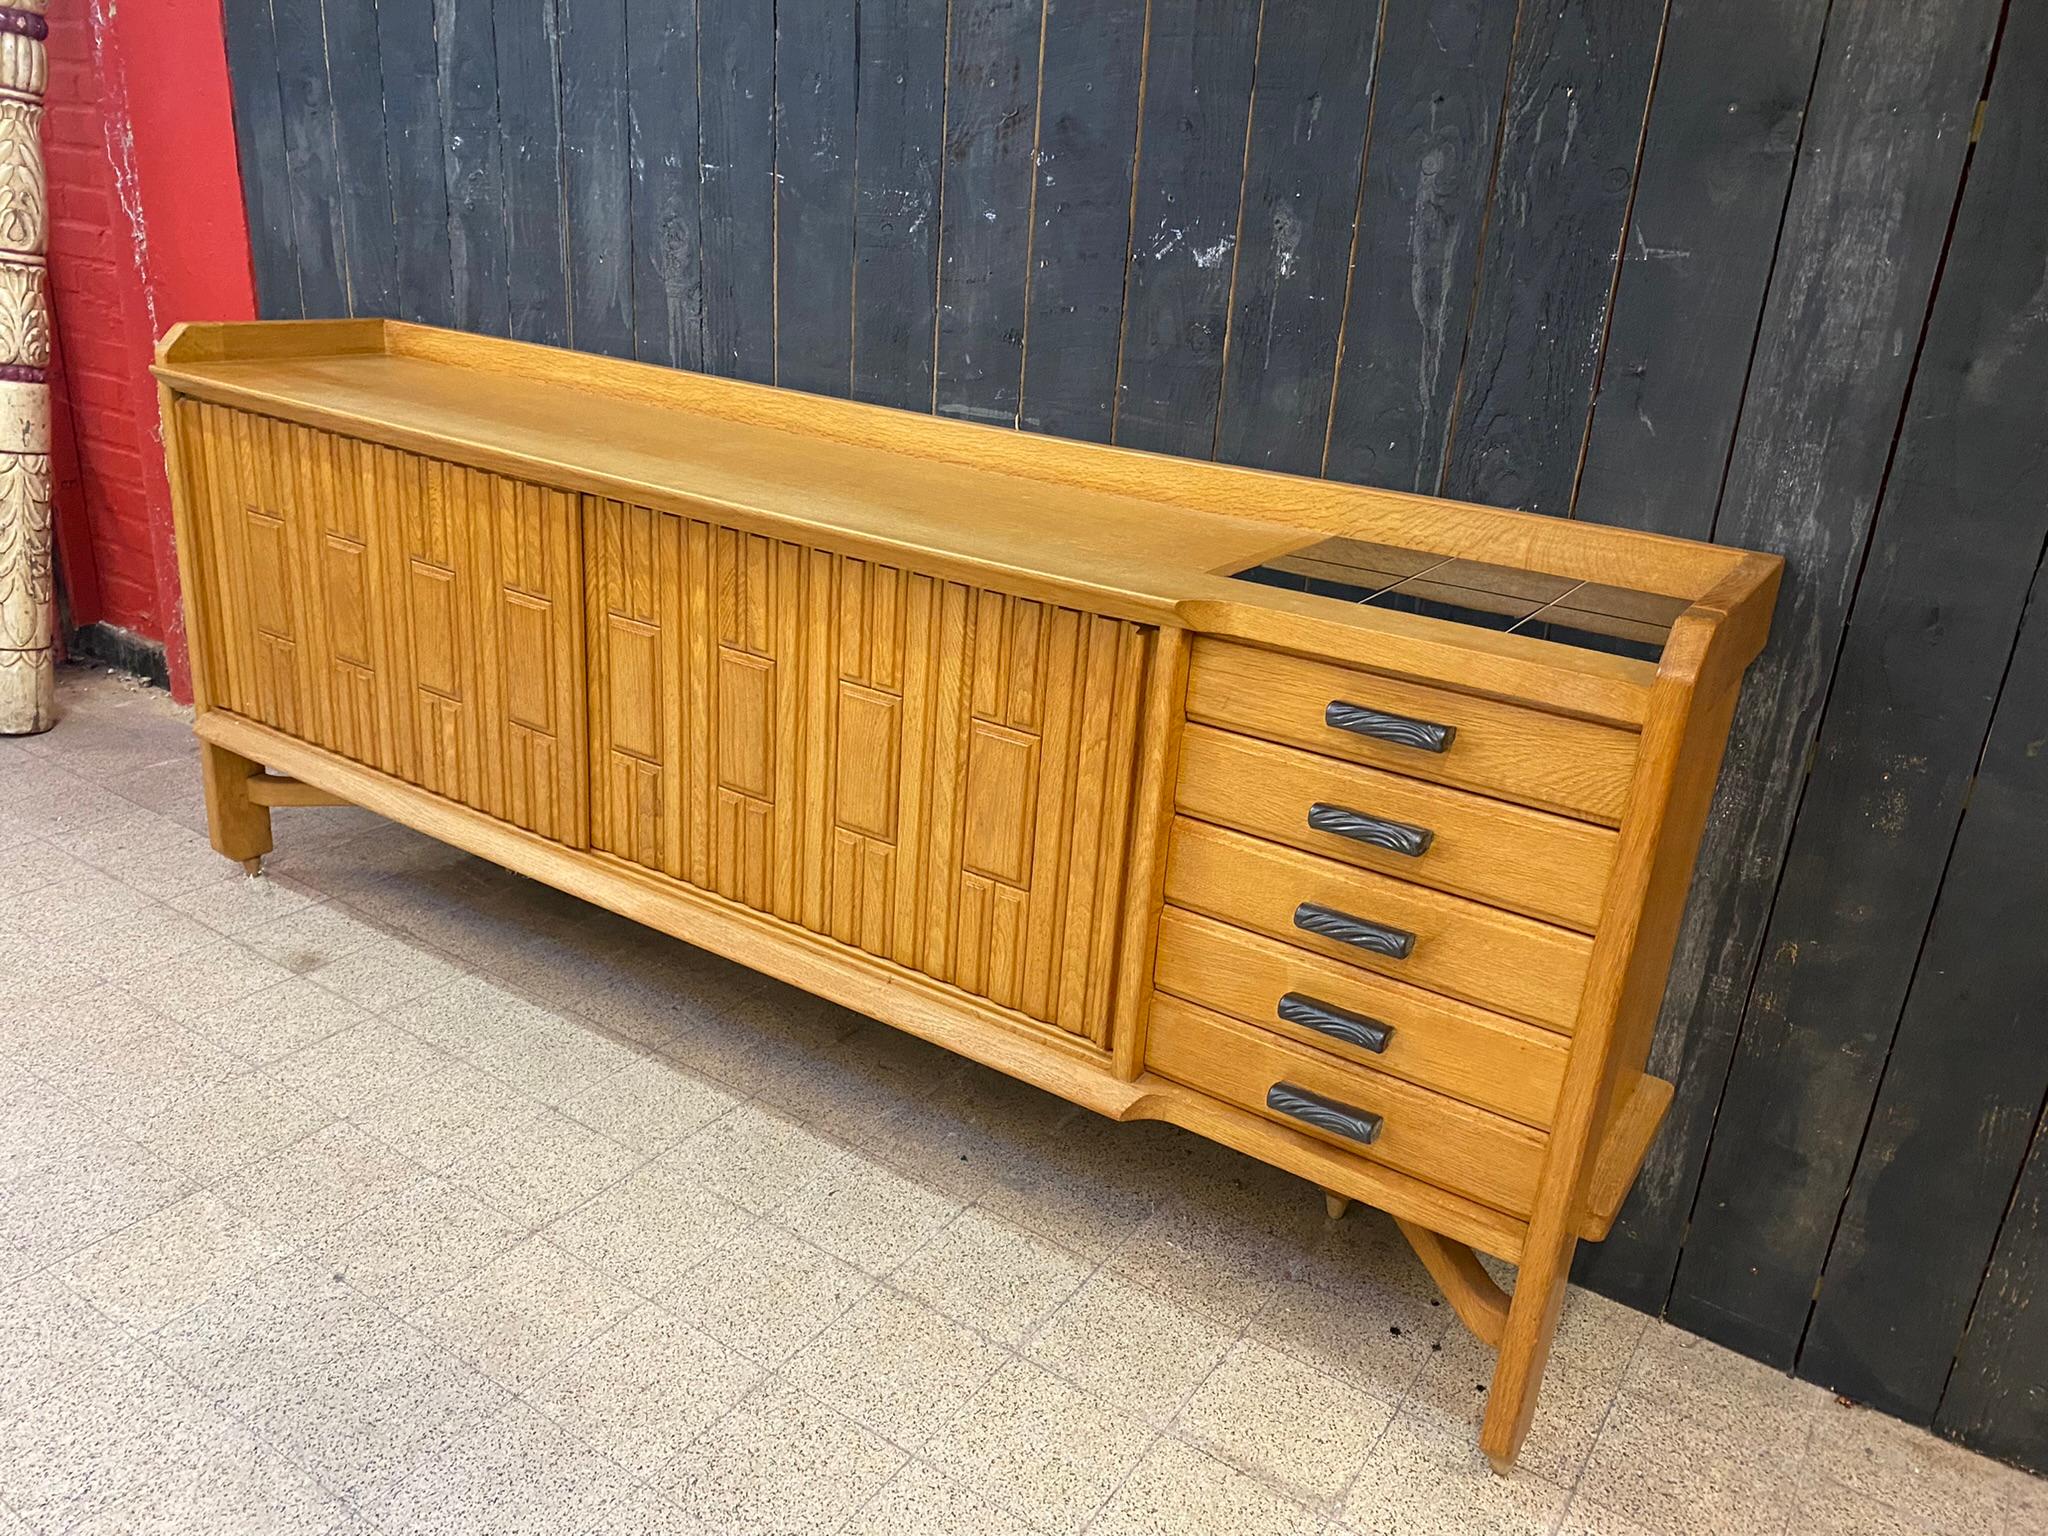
[221,0,2048,1472]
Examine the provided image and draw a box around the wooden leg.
[1322,1188,1351,1221]
[199,741,273,871]
[1477,1228,1578,1472]
[1395,1218,1509,1349]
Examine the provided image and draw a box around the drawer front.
[1147,994,1545,1216]
[1185,638,1638,824]
[1163,818,1590,1030]
[1153,909,1567,1126]
[1176,724,1616,930]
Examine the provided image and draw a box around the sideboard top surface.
[156,319,1781,726]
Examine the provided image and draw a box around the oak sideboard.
[154,319,1781,1469]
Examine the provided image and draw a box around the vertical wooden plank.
[1940,1105,2048,1471]
[377,0,458,325]
[1322,0,1515,492]
[1015,0,1146,442]
[777,2,859,395]
[562,0,636,357]
[935,0,1046,424]
[1437,1,1665,517]
[1808,561,2048,1424]
[1112,0,1263,457]
[1581,0,2004,1315]
[1212,0,1377,474]
[222,0,305,317]
[270,0,352,315]
[437,0,511,335]
[319,0,400,319]
[698,0,778,381]
[625,0,704,369]
[1573,0,1828,539]
[497,0,571,346]
[1669,0,2048,1373]
[852,0,949,409]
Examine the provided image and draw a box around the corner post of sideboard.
[1109,625,1193,1080]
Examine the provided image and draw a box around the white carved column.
[0,0,49,735]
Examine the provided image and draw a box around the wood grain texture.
[1164,818,1593,1032]
[776,1,858,396]
[1183,639,1641,824]
[1670,0,2048,1370]
[1323,0,1517,492]
[1398,1218,1509,1347]
[1584,0,2004,1315]
[1573,0,1827,539]
[1155,908,1568,1126]
[270,0,351,317]
[934,0,1044,424]
[624,0,703,370]
[1015,0,1146,442]
[586,496,1147,1040]
[1112,0,1262,456]
[496,0,571,347]
[1808,544,2048,1427]
[697,0,777,382]
[1439,0,1664,517]
[561,0,634,358]
[1175,723,1618,930]
[850,0,947,409]
[319,0,400,321]
[435,0,512,336]
[1213,0,1376,474]
[222,0,305,318]
[376,0,458,326]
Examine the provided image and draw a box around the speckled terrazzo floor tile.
[785,1286,1008,1451]
[304,933,469,1014]
[1093,1435,1322,1536]
[129,1069,333,1186]
[772,1150,964,1275]
[546,1153,748,1296]
[117,937,298,1026]
[661,1220,875,1367]
[1341,1411,1571,1536]
[163,869,322,937]
[268,1017,450,1112]
[213,1120,423,1249]
[0,1127,193,1286]
[0,1270,133,1411]
[840,1459,1039,1536]
[890,1206,1093,1347]
[235,899,390,977]
[308,1175,527,1316]
[347,1058,540,1170]
[655,1376,906,1536]
[1107,1178,1325,1329]
[927,1356,1157,1535]
[557,1052,740,1157]
[1557,1496,1661,1536]
[184,974,376,1065]
[412,1236,639,1393]
[1576,1388,1800,1536]
[1803,1399,2011,1536]
[1175,1335,1393,1508]
[669,1101,851,1214]
[444,1107,641,1230]
[1622,1320,1826,1461]
[1026,1269,1235,1424]
[527,1301,762,1479]
[57,1190,293,1331]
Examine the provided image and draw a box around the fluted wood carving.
[0,0,50,734]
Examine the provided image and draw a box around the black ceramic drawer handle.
[1277,992,1393,1054]
[1307,802,1434,858]
[1266,1082,1382,1146]
[1325,700,1455,754]
[1293,901,1415,960]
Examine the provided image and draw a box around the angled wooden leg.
[1395,1218,1509,1349]
[199,740,273,873]
[1478,1228,1578,1473]
[1322,1187,1351,1221]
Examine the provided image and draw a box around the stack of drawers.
[1148,639,1641,1221]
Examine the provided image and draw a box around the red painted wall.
[44,0,256,701]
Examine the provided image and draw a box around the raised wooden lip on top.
[154,318,1781,730]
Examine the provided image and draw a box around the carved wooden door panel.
[586,497,1148,1043]
[176,401,586,846]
